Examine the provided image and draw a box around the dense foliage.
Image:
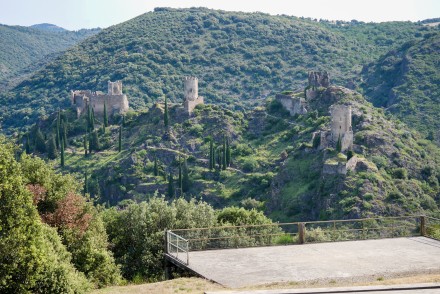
[0,24,99,91]
[0,137,121,292]
[362,32,440,136]
[1,8,437,132]
[102,197,274,281]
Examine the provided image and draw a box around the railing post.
[420,216,426,236]
[299,222,306,244]
[164,229,168,254]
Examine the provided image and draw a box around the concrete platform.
[185,237,440,288]
[206,283,440,293]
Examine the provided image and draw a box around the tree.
[60,140,65,167]
[167,171,174,198]
[47,135,58,159]
[0,138,91,293]
[83,135,88,157]
[336,134,342,152]
[90,131,100,152]
[103,101,108,127]
[222,136,227,170]
[226,137,231,167]
[178,156,183,192]
[153,156,158,176]
[164,96,169,128]
[56,109,61,149]
[84,172,88,195]
[62,120,68,149]
[118,125,122,152]
[25,134,31,154]
[209,139,214,170]
[182,158,191,192]
[35,127,46,153]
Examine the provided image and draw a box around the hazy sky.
[1,0,439,30]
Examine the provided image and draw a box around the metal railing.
[166,230,189,265]
[165,215,440,265]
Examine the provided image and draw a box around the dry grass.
[92,274,440,294]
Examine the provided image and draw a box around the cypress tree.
[25,134,31,154]
[60,140,65,167]
[87,104,92,129]
[56,109,61,149]
[35,127,46,153]
[164,96,169,128]
[182,158,190,192]
[118,125,122,152]
[167,171,174,198]
[222,137,227,170]
[91,108,95,130]
[62,121,68,149]
[336,134,342,153]
[83,135,88,157]
[209,138,214,170]
[47,136,57,159]
[153,156,158,176]
[226,137,231,167]
[103,101,108,127]
[90,131,100,152]
[84,171,88,195]
[216,147,221,170]
[178,156,182,191]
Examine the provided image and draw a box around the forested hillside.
[0,24,99,91]
[362,32,440,136]
[0,8,437,132]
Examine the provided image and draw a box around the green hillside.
[0,24,99,91]
[361,32,440,136]
[25,78,440,222]
[0,7,436,132]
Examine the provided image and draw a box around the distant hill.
[361,32,440,136]
[0,24,100,92]
[1,7,437,132]
[30,23,67,32]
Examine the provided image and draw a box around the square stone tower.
[330,105,353,151]
[108,80,122,95]
[183,76,204,114]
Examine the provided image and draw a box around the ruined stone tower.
[71,80,129,117]
[108,80,122,95]
[183,76,204,114]
[330,105,353,151]
[308,71,330,88]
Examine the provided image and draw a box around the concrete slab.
[185,237,440,288]
[205,283,440,293]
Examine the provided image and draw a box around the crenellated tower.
[183,76,204,114]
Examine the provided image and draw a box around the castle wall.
[275,94,307,116]
[72,80,128,117]
[184,96,204,114]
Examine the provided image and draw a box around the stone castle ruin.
[275,93,307,116]
[71,81,129,117]
[183,76,204,114]
[314,105,353,152]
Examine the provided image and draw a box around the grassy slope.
[0,8,434,132]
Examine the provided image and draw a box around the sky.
[0,0,439,31]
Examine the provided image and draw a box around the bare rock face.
[308,71,330,88]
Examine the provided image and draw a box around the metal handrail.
[167,230,189,265]
[165,215,432,265]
